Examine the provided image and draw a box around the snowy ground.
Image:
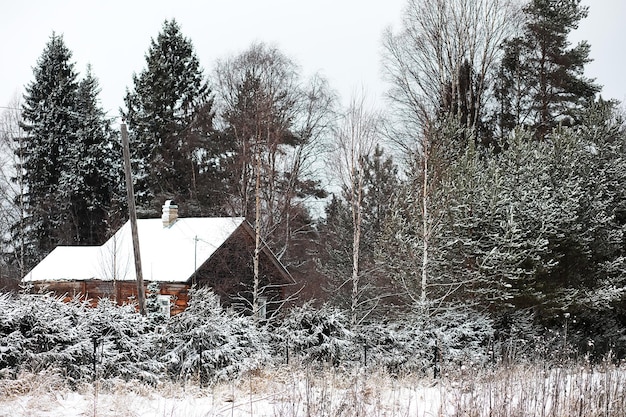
[0,368,443,417]
[1,363,624,416]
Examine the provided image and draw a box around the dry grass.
[0,361,624,416]
[0,368,67,398]
[448,361,626,417]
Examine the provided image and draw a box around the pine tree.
[123,19,220,216]
[362,145,400,240]
[494,0,600,140]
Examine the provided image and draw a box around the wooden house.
[21,201,294,317]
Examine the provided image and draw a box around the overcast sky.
[1,0,624,119]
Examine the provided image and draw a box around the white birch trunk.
[421,137,429,309]
[253,139,261,323]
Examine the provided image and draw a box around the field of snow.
[0,372,440,417]
[1,362,625,417]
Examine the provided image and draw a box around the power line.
[1,105,123,125]
[3,104,123,118]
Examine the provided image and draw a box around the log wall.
[31,280,190,316]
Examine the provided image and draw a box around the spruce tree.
[19,33,81,262]
[66,66,124,244]
[123,19,219,216]
[494,0,600,140]
[361,145,400,240]
[18,34,125,268]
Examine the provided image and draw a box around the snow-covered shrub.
[357,305,494,375]
[0,292,162,385]
[145,282,168,323]
[159,287,268,384]
[0,292,24,375]
[0,293,88,378]
[493,309,546,363]
[83,299,161,384]
[493,309,595,364]
[430,306,494,368]
[274,302,353,366]
[355,320,432,375]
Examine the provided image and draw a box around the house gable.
[194,224,295,317]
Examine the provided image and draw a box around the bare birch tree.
[0,99,27,282]
[381,0,519,311]
[213,43,335,320]
[213,43,334,255]
[331,95,380,327]
[383,0,520,147]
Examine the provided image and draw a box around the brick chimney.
[162,200,178,227]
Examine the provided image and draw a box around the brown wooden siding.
[31,280,190,316]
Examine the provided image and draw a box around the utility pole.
[120,122,146,315]
[193,235,198,287]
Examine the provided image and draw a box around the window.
[258,296,267,320]
[230,302,246,315]
[228,298,267,319]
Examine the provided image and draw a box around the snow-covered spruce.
[158,287,269,384]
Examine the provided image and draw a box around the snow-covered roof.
[23,246,104,281]
[23,217,246,283]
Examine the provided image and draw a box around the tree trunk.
[252,136,262,323]
[351,170,363,327]
[421,135,429,310]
